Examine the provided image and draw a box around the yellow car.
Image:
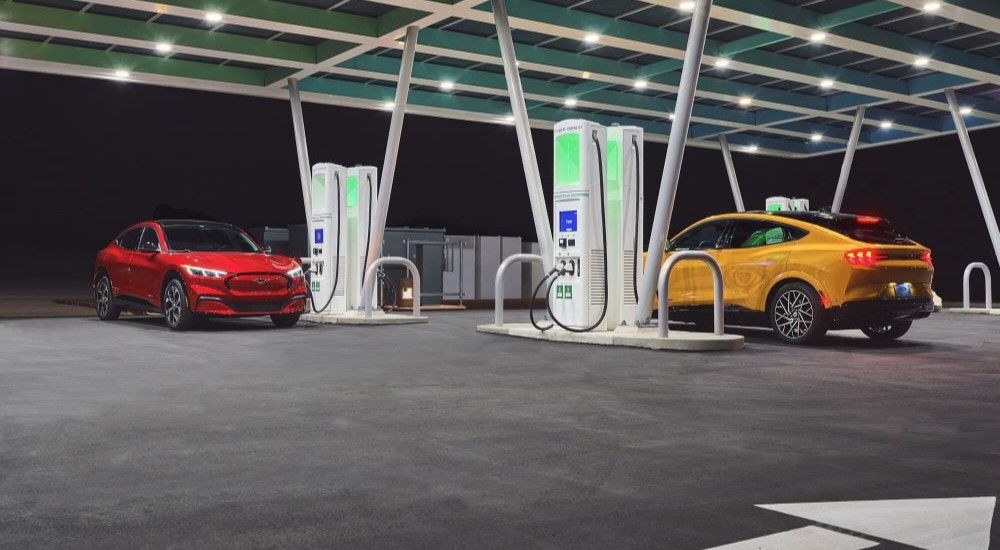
[650,211,935,344]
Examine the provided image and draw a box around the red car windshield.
[161,223,260,253]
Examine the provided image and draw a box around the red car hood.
[171,252,298,275]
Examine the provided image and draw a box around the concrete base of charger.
[303,311,428,325]
[946,307,1000,316]
[477,323,744,351]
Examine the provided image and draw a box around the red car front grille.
[225,273,289,293]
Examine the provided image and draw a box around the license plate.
[894,283,912,298]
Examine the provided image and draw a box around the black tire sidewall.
[163,278,194,331]
[769,282,828,345]
[95,274,120,320]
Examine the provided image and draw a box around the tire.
[768,282,828,345]
[270,313,300,328]
[162,278,196,331]
[94,274,121,321]
[862,320,912,341]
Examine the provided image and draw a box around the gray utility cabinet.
[382,228,446,306]
[443,236,531,301]
[443,235,476,303]
[477,236,523,300]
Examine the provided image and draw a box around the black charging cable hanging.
[529,268,558,332]
[630,134,641,306]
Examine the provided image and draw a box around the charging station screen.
[560,211,578,232]
[314,228,324,244]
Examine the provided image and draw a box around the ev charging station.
[309,163,349,315]
[346,166,378,311]
[309,163,381,316]
[549,119,612,332]
[545,120,645,332]
[483,116,742,350]
[608,125,645,327]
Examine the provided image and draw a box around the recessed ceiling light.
[819,79,835,89]
[679,1,696,12]
[811,133,823,142]
[583,33,600,44]
[668,113,676,120]
[504,115,515,123]
[154,42,172,53]
[582,71,592,79]
[809,31,827,43]
[634,79,648,90]
[922,2,941,12]
[113,69,131,79]
[440,81,455,91]
[960,106,973,115]
[205,11,223,23]
[715,58,731,68]
[914,56,930,67]
[382,101,395,111]
[880,121,893,129]
[747,145,759,153]
[738,97,752,108]
[564,98,578,107]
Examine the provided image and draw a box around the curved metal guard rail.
[494,254,544,327]
[963,262,993,310]
[657,251,724,338]
[362,257,421,318]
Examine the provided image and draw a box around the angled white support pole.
[365,26,419,271]
[946,89,1000,269]
[287,78,312,235]
[831,106,866,213]
[490,0,554,273]
[718,135,744,212]
[635,0,714,326]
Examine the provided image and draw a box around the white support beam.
[490,0,554,273]
[832,106,866,214]
[636,0,714,326]
[365,26,420,271]
[946,89,1000,269]
[287,78,313,234]
[719,135,745,212]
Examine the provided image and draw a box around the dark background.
[1,69,997,301]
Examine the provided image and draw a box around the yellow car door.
[717,219,797,311]
[663,219,730,306]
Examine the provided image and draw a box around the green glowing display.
[555,133,581,188]
[311,172,327,214]
[347,175,358,209]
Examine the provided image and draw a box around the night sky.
[2,69,998,300]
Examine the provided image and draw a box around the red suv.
[93,220,307,330]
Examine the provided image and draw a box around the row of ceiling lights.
[113,3,972,145]
[113,10,224,79]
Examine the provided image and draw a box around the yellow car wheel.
[768,282,829,345]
